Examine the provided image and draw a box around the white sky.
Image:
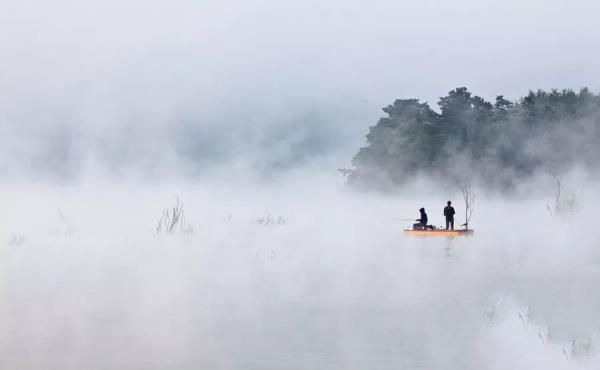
[1,0,599,176]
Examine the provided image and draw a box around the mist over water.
[1,176,600,370]
[2,0,600,369]
[2,0,600,180]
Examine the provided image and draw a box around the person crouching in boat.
[444,201,455,230]
[413,208,428,230]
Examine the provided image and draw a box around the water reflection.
[0,223,599,370]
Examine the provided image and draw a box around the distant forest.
[345,87,600,189]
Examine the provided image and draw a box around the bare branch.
[457,182,476,230]
[547,171,580,217]
[156,196,193,234]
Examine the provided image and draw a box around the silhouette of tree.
[347,87,600,189]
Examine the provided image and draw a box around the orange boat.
[403,228,474,236]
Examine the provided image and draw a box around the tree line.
[345,87,600,190]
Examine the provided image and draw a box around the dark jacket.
[444,206,455,219]
[419,210,428,224]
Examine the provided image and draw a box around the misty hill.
[345,87,600,189]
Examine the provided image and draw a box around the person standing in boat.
[413,208,428,230]
[444,201,455,230]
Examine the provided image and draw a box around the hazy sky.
[1,0,599,179]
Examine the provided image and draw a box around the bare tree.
[458,182,476,230]
[156,196,193,234]
[546,172,579,217]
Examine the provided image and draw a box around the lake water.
[1,192,599,370]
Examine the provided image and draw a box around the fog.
[1,174,600,369]
[2,0,600,369]
[2,0,600,178]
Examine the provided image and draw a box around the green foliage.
[347,87,600,189]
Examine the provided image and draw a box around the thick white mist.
[2,0,600,368]
[2,0,600,179]
[1,174,600,370]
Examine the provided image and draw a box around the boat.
[403,228,474,236]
